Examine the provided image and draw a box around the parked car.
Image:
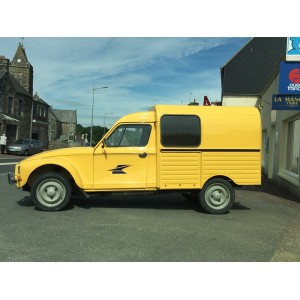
[6,138,43,156]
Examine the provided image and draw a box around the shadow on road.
[16,193,252,213]
[71,194,252,213]
[231,202,251,210]
[16,196,34,207]
[241,174,300,204]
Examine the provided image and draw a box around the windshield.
[15,139,31,145]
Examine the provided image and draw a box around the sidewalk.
[242,174,300,204]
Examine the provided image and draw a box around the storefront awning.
[0,113,20,125]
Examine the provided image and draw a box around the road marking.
[0,172,12,177]
[0,162,17,165]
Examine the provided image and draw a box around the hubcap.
[46,187,56,198]
[36,179,66,207]
[205,184,230,210]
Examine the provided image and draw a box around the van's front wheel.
[31,173,72,211]
[199,178,234,214]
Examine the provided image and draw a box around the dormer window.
[37,105,46,117]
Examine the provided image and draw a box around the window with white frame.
[37,105,46,117]
[286,118,300,176]
[40,106,46,117]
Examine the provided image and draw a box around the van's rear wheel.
[31,172,72,211]
[199,178,234,214]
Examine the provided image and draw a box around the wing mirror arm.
[101,139,106,148]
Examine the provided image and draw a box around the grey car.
[6,138,43,156]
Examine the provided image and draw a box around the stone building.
[48,108,77,149]
[1,43,51,147]
[1,42,77,149]
[32,92,50,148]
[51,109,77,141]
[0,55,32,143]
[48,107,62,141]
[8,43,49,147]
[9,43,34,95]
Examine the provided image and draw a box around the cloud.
[1,37,249,126]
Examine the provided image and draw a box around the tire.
[24,149,29,156]
[31,172,72,211]
[199,178,234,214]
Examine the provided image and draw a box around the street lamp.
[90,86,108,146]
[104,112,113,135]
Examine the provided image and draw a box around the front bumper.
[6,149,23,155]
[8,172,17,185]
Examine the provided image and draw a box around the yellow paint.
[14,105,261,192]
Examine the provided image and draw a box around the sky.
[0,37,250,127]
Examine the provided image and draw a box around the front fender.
[17,157,90,190]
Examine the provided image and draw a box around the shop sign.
[286,37,300,61]
[279,62,300,94]
[272,94,300,110]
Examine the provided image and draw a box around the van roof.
[152,104,259,118]
[115,111,156,124]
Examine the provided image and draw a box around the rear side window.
[161,115,200,147]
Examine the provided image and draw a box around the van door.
[93,124,152,190]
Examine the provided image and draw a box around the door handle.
[139,152,147,158]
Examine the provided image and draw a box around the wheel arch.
[25,163,83,190]
[202,175,239,188]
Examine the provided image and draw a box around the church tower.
[9,42,34,96]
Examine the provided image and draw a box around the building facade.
[259,63,300,198]
[221,37,300,199]
[0,56,32,143]
[1,42,77,149]
[32,93,50,148]
[52,109,77,142]
[9,43,34,96]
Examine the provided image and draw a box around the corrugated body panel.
[160,152,200,189]
[202,152,261,185]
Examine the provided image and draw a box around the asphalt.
[241,175,300,262]
[1,152,300,262]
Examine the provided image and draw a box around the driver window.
[105,124,151,147]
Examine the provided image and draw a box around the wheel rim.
[204,183,230,210]
[36,179,66,208]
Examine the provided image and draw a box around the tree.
[76,124,109,145]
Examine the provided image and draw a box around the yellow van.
[8,105,261,214]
